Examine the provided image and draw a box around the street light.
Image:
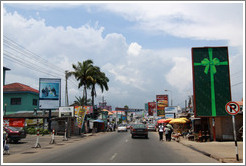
[4,103,7,116]
[165,90,173,106]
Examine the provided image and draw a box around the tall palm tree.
[67,60,95,105]
[88,66,109,117]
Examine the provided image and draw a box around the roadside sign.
[225,101,240,115]
[225,101,240,161]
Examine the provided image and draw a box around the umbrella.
[157,118,173,124]
[169,118,188,124]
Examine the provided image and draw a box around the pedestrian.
[158,123,164,141]
[166,124,173,141]
[164,125,170,141]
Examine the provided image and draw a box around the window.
[33,99,38,106]
[11,98,21,105]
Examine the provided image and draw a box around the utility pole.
[65,70,69,107]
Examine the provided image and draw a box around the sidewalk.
[178,137,244,163]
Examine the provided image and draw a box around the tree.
[67,60,95,105]
[73,96,92,106]
[88,66,109,118]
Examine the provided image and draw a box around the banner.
[25,119,43,126]
[39,78,61,109]
[59,106,74,117]
[192,47,231,117]
[156,95,168,116]
[148,102,156,116]
[3,118,25,127]
[75,106,87,128]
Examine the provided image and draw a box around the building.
[3,83,39,115]
[3,66,10,85]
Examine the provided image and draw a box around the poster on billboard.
[156,95,168,117]
[39,78,61,109]
[148,102,156,116]
[59,107,74,117]
[192,47,231,117]
[74,106,87,128]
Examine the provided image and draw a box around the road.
[3,131,219,163]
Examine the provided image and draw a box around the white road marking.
[110,153,117,160]
[125,139,128,143]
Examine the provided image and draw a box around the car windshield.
[134,124,146,128]
[119,124,126,127]
[7,126,22,131]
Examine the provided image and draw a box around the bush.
[27,127,36,134]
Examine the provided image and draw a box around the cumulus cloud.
[127,42,142,56]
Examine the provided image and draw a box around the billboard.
[74,106,87,128]
[148,102,156,116]
[192,47,231,117]
[3,118,25,127]
[156,95,168,117]
[165,107,178,114]
[39,78,61,109]
[59,107,74,117]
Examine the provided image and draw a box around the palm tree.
[73,96,92,106]
[88,66,109,118]
[67,60,95,105]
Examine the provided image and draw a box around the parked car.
[131,124,148,139]
[147,124,156,132]
[117,124,127,132]
[3,126,26,143]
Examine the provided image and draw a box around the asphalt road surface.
[3,131,219,163]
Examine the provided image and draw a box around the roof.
[3,111,59,118]
[3,67,10,71]
[236,101,243,106]
[3,83,39,94]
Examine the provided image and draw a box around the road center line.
[110,153,117,160]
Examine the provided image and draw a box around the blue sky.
[2,2,244,110]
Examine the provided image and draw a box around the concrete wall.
[3,92,39,114]
[209,114,243,141]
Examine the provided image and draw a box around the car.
[117,124,127,132]
[131,124,148,139]
[147,124,156,132]
[3,126,26,143]
[126,124,131,129]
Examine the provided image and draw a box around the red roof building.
[3,83,39,94]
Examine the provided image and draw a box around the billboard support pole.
[48,109,51,132]
[212,117,216,141]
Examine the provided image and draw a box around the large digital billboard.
[192,47,231,117]
[39,78,61,109]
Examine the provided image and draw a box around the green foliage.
[25,127,50,135]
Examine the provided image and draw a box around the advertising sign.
[148,102,156,116]
[165,114,175,119]
[74,106,87,128]
[25,119,43,126]
[39,78,61,109]
[156,95,168,116]
[3,118,25,127]
[192,47,231,117]
[59,106,74,117]
[165,106,178,114]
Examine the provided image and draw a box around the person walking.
[166,124,173,141]
[158,123,164,141]
[164,125,170,141]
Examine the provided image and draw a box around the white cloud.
[127,42,142,56]
[165,57,192,92]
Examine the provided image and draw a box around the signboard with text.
[3,118,25,127]
[156,95,168,117]
[148,102,156,116]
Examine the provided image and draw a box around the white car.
[117,124,127,132]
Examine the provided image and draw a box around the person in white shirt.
[158,123,164,141]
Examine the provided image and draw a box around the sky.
[2,1,245,110]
